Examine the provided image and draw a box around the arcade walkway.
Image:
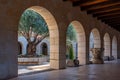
[10,60,120,80]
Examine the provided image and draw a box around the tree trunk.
[27,42,36,56]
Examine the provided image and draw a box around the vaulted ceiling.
[63,0,120,31]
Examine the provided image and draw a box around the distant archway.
[18,42,22,55]
[41,42,48,55]
[89,28,101,61]
[112,36,117,59]
[104,33,110,57]
[91,28,101,48]
[68,21,86,64]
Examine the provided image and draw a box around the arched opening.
[66,21,86,65]
[89,28,101,61]
[104,33,110,58]
[18,6,59,74]
[41,42,48,55]
[18,42,22,55]
[112,36,117,60]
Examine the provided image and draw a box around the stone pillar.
[0,29,18,79]
[117,38,120,59]
[50,31,66,69]
[110,38,112,57]
[90,48,104,64]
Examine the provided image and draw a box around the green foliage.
[66,24,77,60]
[69,44,74,60]
[18,9,49,35]
[66,24,77,42]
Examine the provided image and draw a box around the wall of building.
[18,36,50,55]
[0,0,120,79]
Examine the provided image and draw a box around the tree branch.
[20,31,31,42]
[32,33,38,43]
[29,27,32,38]
[35,33,49,45]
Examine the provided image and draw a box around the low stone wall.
[18,56,49,65]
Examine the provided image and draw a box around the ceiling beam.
[100,16,120,20]
[110,24,120,27]
[82,2,120,11]
[88,7,120,14]
[73,0,108,6]
[80,0,108,7]
[93,10,120,17]
[102,19,120,23]
[102,17,120,24]
[87,4,120,14]
[106,22,120,25]
[72,0,95,6]
[81,1,120,11]
[97,13,120,18]
[81,1,120,10]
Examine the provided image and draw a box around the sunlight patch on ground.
[18,63,50,75]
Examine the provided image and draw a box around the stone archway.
[104,33,110,57]
[112,36,117,59]
[69,21,86,64]
[90,28,101,48]
[19,6,59,69]
[89,28,101,61]
[41,42,48,55]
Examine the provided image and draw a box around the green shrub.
[69,45,74,60]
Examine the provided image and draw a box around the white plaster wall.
[36,38,50,55]
[18,36,27,55]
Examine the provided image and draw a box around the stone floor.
[10,60,120,80]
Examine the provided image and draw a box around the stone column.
[50,30,66,69]
[90,48,104,64]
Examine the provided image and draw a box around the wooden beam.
[73,0,109,7]
[97,13,120,18]
[87,4,120,14]
[72,0,94,6]
[93,10,120,17]
[82,2,120,11]
[100,16,120,20]
[110,23,120,26]
[88,7,120,14]
[102,19,120,23]
[80,0,108,7]
[81,1,120,11]
[105,22,120,25]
